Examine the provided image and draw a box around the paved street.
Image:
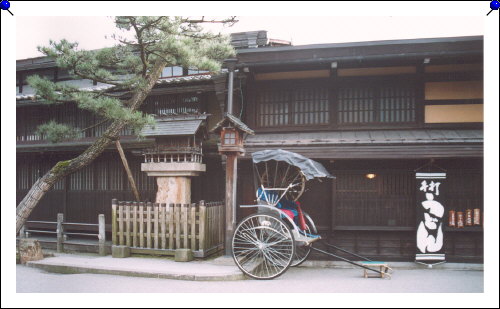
[16,264,483,293]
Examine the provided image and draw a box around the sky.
[3,1,499,308]
[16,16,485,59]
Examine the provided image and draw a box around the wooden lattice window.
[379,86,416,123]
[256,82,329,127]
[69,165,94,190]
[334,171,415,227]
[16,159,64,191]
[257,88,289,127]
[144,93,202,116]
[338,88,375,124]
[338,83,416,125]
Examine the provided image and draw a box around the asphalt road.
[16,264,483,293]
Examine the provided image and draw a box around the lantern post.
[210,113,254,255]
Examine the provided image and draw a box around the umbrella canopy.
[252,149,335,180]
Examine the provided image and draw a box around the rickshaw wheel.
[291,212,317,267]
[232,214,295,280]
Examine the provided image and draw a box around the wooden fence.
[20,213,106,255]
[111,199,224,258]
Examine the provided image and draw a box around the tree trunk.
[16,59,167,234]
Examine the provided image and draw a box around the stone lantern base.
[141,162,206,205]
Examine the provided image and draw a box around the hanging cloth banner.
[415,172,446,265]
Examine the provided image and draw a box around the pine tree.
[16,16,236,233]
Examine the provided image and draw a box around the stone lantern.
[140,115,208,206]
[211,113,254,255]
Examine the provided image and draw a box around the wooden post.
[146,202,152,248]
[98,214,106,256]
[132,202,138,247]
[160,203,166,250]
[183,204,188,249]
[111,199,117,245]
[154,203,159,249]
[219,202,224,249]
[19,225,26,238]
[175,204,181,249]
[115,139,141,202]
[125,201,131,247]
[224,154,238,255]
[168,203,174,249]
[190,203,196,251]
[118,202,124,245]
[139,202,145,248]
[199,200,206,252]
[57,213,64,253]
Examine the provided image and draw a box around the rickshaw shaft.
[310,247,386,275]
[322,242,373,262]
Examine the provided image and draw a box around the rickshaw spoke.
[232,214,295,279]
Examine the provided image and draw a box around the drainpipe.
[225,59,238,115]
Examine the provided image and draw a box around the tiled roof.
[245,130,483,146]
[156,74,213,85]
[16,84,115,101]
[210,113,255,135]
[16,74,214,101]
[141,115,208,136]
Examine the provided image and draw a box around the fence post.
[125,201,131,247]
[57,213,64,253]
[168,203,174,249]
[139,202,145,248]
[132,202,138,248]
[98,214,106,256]
[175,204,181,249]
[199,200,206,253]
[19,225,26,238]
[118,201,124,245]
[190,203,196,251]
[183,203,188,249]
[112,199,117,245]
[146,202,152,248]
[154,203,159,249]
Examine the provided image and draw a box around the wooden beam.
[115,139,141,202]
[254,69,329,81]
[337,66,416,77]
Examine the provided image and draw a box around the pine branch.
[128,17,149,77]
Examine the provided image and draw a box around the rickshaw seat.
[256,188,304,229]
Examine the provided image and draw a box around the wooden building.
[16,59,229,231]
[234,35,484,263]
[16,33,483,262]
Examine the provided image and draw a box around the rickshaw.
[231,149,393,280]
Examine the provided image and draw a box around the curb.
[208,256,483,271]
[299,260,484,271]
[26,261,247,282]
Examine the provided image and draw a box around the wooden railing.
[20,213,106,255]
[111,199,224,258]
[143,146,203,164]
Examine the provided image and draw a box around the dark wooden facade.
[16,69,226,230]
[236,158,483,262]
[234,36,484,262]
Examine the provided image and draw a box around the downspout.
[225,59,238,115]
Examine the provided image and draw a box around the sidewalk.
[25,251,483,282]
[26,252,245,281]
